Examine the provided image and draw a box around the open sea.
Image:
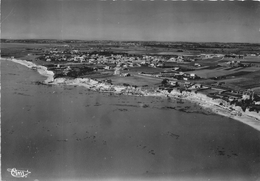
[1,59,260,181]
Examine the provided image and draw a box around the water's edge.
[2,57,260,132]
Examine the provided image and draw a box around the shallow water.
[1,59,260,181]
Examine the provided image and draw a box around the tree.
[161,79,169,86]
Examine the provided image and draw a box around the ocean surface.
[1,59,260,181]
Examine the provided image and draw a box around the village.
[29,46,260,115]
[2,39,260,114]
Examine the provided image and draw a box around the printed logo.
[7,168,31,178]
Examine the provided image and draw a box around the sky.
[1,0,260,43]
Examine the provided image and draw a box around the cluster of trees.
[53,66,94,79]
[230,97,260,113]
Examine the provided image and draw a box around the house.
[242,94,250,100]
[114,67,121,75]
[104,66,112,70]
[172,67,180,71]
[65,66,71,71]
[103,79,112,84]
[175,56,184,62]
[80,57,85,63]
[168,57,177,62]
[217,82,225,86]
[184,82,193,88]
[189,73,196,79]
[156,63,164,67]
[255,101,260,105]
[169,81,179,87]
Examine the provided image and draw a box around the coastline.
[3,57,260,132]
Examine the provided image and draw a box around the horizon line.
[1,38,259,44]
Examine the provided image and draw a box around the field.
[232,70,260,91]
[98,74,161,87]
[128,67,163,73]
[187,68,234,78]
[212,70,260,93]
[188,65,260,79]
[252,87,260,94]
[219,56,260,64]
[242,56,260,62]
[1,43,50,60]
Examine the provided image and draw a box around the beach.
[1,58,260,181]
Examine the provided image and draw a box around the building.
[114,67,121,75]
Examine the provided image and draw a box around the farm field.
[187,68,235,79]
[128,67,163,73]
[98,74,161,87]
[242,57,260,62]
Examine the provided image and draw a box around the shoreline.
[2,57,260,132]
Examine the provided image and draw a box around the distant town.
[2,39,260,114]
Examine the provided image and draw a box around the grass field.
[251,87,260,94]
[98,74,161,87]
[1,43,48,59]
[225,71,252,77]
[187,69,233,78]
[188,65,260,79]
[219,57,260,64]
[128,66,163,73]
[1,43,48,48]
[242,57,260,62]
[220,70,260,92]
